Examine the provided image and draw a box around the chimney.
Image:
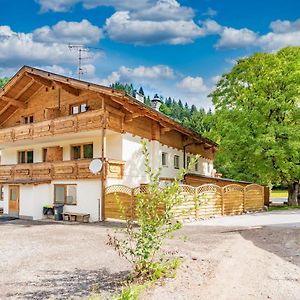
[151,94,162,111]
[135,91,145,103]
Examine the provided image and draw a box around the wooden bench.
[62,212,90,223]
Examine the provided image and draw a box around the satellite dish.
[89,159,103,174]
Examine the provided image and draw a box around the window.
[162,152,168,167]
[70,102,88,115]
[22,115,34,124]
[187,156,191,167]
[174,155,180,169]
[54,184,77,205]
[18,150,34,163]
[71,143,93,160]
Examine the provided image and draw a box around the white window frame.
[174,155,180,169]
[162,152,168,167]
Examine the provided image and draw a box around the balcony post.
[100,127,106,221]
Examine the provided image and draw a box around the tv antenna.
[68,44,102,80]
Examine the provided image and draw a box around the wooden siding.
[0,159,124,183]
[104,183,265,221]
[0,109,105,143]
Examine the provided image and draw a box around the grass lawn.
[271,190,288,198]
[268,205,300,211]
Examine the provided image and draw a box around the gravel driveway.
[1,211,300,300]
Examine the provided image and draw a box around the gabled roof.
[0,65,218,148]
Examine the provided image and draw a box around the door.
[9,185,19,216]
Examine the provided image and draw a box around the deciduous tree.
[209,47,300,205]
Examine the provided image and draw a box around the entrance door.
[9,185,19,216]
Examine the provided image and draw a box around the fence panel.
[223,184,244,215]
[172,185,196,220]
[245,184,264,211]
[105,185,135,220]
[197,184,223,218]
[104,182,265,221]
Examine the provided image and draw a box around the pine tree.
[138,87,145,95]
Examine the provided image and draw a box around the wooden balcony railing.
[0,109,105,144]
[0,159,125,183]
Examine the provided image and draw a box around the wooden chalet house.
[0,66,217,221]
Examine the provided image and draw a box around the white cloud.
[213,18,300,51]
[257,19,300,51]
[33,19,102,44]
[202,8,217,17]
[0,30,75,67]
[100,65,212,108]
[211,75,222,84]
[130,0,195,21]
[259,31,300,51]
[177,76,208,93]
[0,26,15,38]
[199,19,223,35]
[36,0,156,12]
[216,27,258,49]
[105,11,202,45]
[100,64,174,86]
[0,66,19,78]
[269,19,300,33]
[36,65,73,76]
[0,20,104,68]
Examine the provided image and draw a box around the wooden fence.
[104,183,265,221]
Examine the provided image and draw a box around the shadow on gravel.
[0,219,128,229]
[240,226,300,268]
[6,268,129,299]
[0,216,19,222]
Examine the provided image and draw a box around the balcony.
[0,109,105,144]
[0,159,124,184]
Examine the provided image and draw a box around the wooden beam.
[14,79,34,99]
[125,112,143,122]
[54,81,80,96]
[106,104,125,117]
[0,103,11,115]
[204,145,213,150]
[1,96,27,108]
[26,73,52,88]
[161,126,172,134]
[110,96,136,113]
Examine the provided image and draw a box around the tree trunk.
[288,181,300,206]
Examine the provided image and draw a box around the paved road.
[270,197,287,204]
[188,210,300,228]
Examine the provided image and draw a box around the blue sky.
[1,0,300,108]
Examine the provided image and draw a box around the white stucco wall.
[51,179,101,222]
[111,133,148,187]
[106,133,214,187]
[2,180,101,222]
[106,132,122,160]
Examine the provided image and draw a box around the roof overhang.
[0,65,218,149]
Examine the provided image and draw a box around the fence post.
[243,187,246,213]
[221,187,225,215]
[131,188,135,220]
[195,187,199,219]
